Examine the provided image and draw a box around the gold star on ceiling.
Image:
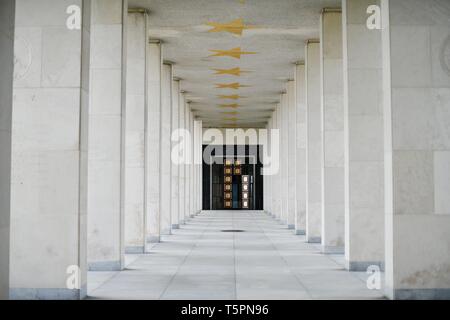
[209,47,257,59]
[212,67,250,77]
[215,82,250,90]
[206,19,254,36]
[217,95,244,100]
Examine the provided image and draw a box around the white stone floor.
[88,211,385,300]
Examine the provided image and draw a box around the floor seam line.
[254,213,314,299]
[157,215,213,300]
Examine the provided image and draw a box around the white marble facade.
[124,12,146,254]
[343,0,385,271]
[320,10,345,254]
[305,41,322,243]
[0,0,15,300]
[382,0,450,299]
[87,0,126,272]
[2,0,450,301]
[10,0,88,299]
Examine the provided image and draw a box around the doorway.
[202,145,264,210]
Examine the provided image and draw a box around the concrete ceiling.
[128,0,340,128]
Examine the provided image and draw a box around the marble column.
[195,120,203,214]
[189,112,195,217]
[160,63,172,235]
[305,40,322,243]
[145,41,162,246]
[269,110,279,218]
[10,0,90,299]
[275,103,282,220]
[264,118,273,215]
[342,0,384,270]
[178,92,186,224]
[281,93,289,224]
[295,63,307,235]
[184,103,191,220]
[124,11,146,254]
[287,80,297,229]
[0,0,15,300]
[87,0,127,271]
[320,9,345,253]
[382,0,450,300]
[192,117,198,215]
[171,79,180,229]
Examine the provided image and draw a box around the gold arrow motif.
[206,19,253,36]
[218,104,240,109]
[217,94,244,100]
[212,67,250,77]
[209,47,257,59]
[215,82,250,90]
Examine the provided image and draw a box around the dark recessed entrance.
[202,145,264,211]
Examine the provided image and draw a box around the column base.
[346,260,385,272]
[287,224,295,230]
[295,229,306,235]
[146,235,160,244]
[386,288,450,300]
[88,260,122,271]
[307,236,321,243]
[321,245,344,254]
[125,246,145,254]
[172,224,180,230]
[160,228,172,236]
[10,285,87,300]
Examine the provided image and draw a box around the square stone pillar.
[0,0,15,300]
[295,63,307,235]
[269,109,276,217]
[287,80,297,229]
[171,79,180,229]
[382,0,450,300]
[189,111,195,217]
[192,117,198,215]
[10,0,90,299]
[178,92,186,224]
[275,103,283,220]
[87,0,127,271]
[195,120,203,214]
[342,0,384,271]
[145,41,162,246]
[184,103,191,220]
[268,118,274,215]
[160,63,172,235]
[264,118,273,215]
[124,11,146,254]
[305,40,322,243]
[270,110,279,218]
[320,9,345,253]
[280,93,289,224]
